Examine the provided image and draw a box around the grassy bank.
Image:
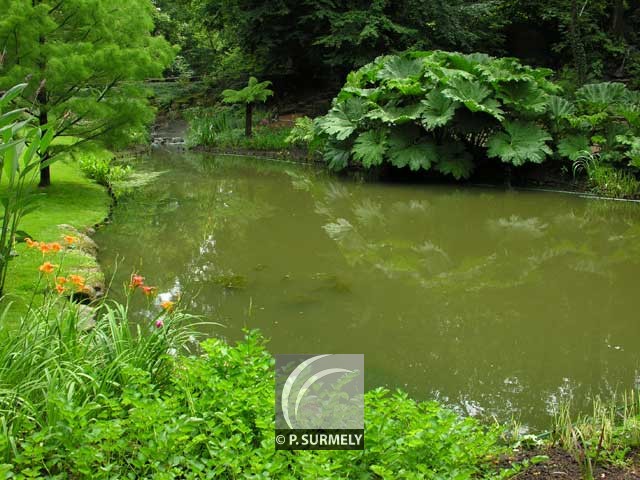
[1,152,111,319]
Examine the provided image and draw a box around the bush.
[315,50,559,178]
[552,82,640,194]
[0,298,516,478]
[76,147,132,186]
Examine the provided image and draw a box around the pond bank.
[1,157,112,320]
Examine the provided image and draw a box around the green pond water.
[95,148,640,428]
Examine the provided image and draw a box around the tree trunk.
[245,102,253,137]
[37,26,50,187]
[37,85,50,187]
[569,0,588,85]
[611,0,625,38]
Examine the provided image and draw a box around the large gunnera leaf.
[434,143,474,179]
[377,55,424,81]
[487,121,552,166]
[387,130,438,171]
[316,97,367,141]
[557,134,591,161]
[421,89,459,130]
[442,78,504,121]
[352,129,388,168]
[576,82,628,112]
[323,142,351,171]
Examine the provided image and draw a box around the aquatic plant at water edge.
[315,50,559,178]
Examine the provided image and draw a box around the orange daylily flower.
[38,262,57,274]
[55,284,66,295]
[56,276,67,285]
[68,275,85,286]
[142,286,158,297]
[63,235,77,245]
[130,274,145,289]
[25,238,39,249]
[39,243,51,254]
[160,301,175,312]
[49,242,62,253]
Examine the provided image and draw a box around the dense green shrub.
[0,298,517,478]
[548,81,640,197]
[315,50,559,179]
[552,82,640,168]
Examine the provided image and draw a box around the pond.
[95,148,640,428]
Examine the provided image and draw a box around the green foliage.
[558,134,591,162]
[285,117,315,146]
[0,84,55,297]
[0,294,514,478]
[0,0,174,185]
[487,121,552,166]
[553,393,640,476]
[552,80,640,195]
[317,51,557,178]
[352,130,387,167]
[221,77,274,106]
[186,106,291,151]
[285,116,324,157]
[78,152,133,187]
[188,0,505,83]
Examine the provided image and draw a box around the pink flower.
[155,319,164,329]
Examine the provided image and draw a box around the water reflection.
[96,149,640,428]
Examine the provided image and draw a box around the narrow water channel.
[95,148,640,428]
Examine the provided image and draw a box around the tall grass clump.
[186,106,291,151]
[0,292,198,465]
[553,393,640,478]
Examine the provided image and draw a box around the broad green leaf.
[377,56,424,81]
[557,134,590,161]
[547,95,575,119]
[316,100,363,141]
[442,78,504,120]
[435,143,474,179]
[576,82,627,112]
[0,84,27,108]
[497,81,548,113]
[421,90,458,130]
[366,102,423,124]
[352,130,388,168]
[487,121,552,166]
[387,137,438,171]
[323,142,351,171]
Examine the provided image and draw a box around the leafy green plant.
[78,153,132,186]
[285,116,323,154]
[316,50,559,179]
[0,301,515,478]
[0,84,55,298]
[221,77,274,137]
[553,393,640,478]
[554,82,640,174]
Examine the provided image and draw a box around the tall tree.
[0,0,174,186]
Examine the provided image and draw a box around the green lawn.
[1,157,111,318]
